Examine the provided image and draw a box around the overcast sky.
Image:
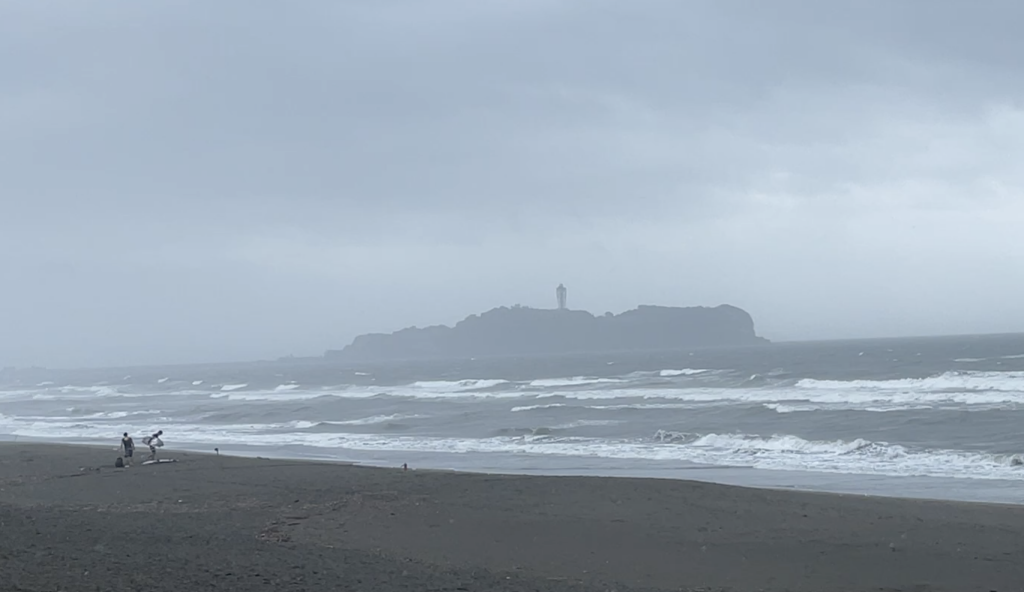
[3,1,1024,368]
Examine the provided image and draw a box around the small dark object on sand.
[115,457,124,468]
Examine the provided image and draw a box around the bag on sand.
[115,457,124,468]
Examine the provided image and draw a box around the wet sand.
[1,444,1022,591]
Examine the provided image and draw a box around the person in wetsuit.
[121,432,135,467]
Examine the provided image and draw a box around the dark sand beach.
[1,444,1022,591]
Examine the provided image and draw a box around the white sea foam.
[220,384,248,391]
[80,410,163,420]
[323,414,422,426]
[511,403,568,412]
[0,388,42,401]
[650,431,1024,480]
[28,386,122,400]
[529,377,622,387]
[511,402,715,412]
[212,385,427,401]
[797,371,1024,393]
[765,403,937,414]
[194,415,420,429]
[655,431,875,454]
[550,419,622,429]
[214,391,331,402]
[157,377,169,384]
[586,403,722,410]
[0,409,162,423]
[274,384,300,392]
[658,369,709,377]
[411,379,508,390]
[192,380,204,386]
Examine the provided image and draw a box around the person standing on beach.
[143,430,163,461]
[120,432,135,467]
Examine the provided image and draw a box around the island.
[326,304,768,362]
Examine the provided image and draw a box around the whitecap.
[658,369,709,377]
[797,371,1024,393]
[529,377,622,387]
[511,403,568,412]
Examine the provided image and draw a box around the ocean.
[5,333,1024,504]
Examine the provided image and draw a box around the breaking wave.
[322,414,420,426]
[410,379,509,391]
[511,403,568,412]
[529,377,622,387]
[658,369,709,377]
[764,403,938,414]
[651,431,1024,480]
[797,371,1024,393]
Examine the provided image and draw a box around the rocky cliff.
[326,304,768,362]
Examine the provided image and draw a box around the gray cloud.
[3,1,1024,367]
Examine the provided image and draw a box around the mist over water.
[5,334,1024,503]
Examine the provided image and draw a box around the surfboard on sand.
[141,459,177,466]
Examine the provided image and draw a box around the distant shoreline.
[10,331,1024,373]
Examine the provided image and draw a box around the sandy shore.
[1,444,1023,591]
